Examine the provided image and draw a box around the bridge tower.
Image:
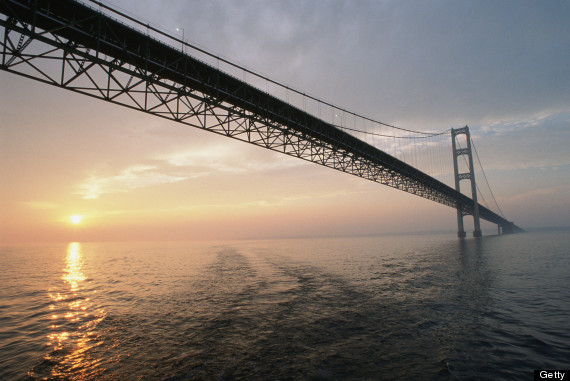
[451,126,482,238]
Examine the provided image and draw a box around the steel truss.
[0,0,522,232]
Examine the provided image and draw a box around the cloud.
[22,201,59,209]
[77,164,188,199]
[238,187,372,208]
[505,185,570,204]
[476,111,569,137]
[158,143,304,174]
[469,110,570,170]
[75,141,306,199]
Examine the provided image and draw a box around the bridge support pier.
[452,126,482,238]
[456,209,467,238]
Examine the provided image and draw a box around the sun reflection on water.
[62,242,87,292]
[34,242,107,379]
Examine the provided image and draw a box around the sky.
[1,0,569,243]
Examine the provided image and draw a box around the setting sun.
[70,215,83,225]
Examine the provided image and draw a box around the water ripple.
[0,233,568,380]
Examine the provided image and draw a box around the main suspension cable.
[88,0,450,138]
[335,124,451,139]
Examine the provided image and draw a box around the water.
[1,232,568,380]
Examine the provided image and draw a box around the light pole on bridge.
[176,27,184,53]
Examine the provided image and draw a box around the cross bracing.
[0,0,523,233]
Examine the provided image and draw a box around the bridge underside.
[0,0,522,233]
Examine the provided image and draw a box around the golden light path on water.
[42,242,107,379]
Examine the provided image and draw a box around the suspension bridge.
[0,0,523,237]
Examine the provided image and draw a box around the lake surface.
[1,231,568,380]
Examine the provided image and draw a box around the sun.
[70,215,83,224]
